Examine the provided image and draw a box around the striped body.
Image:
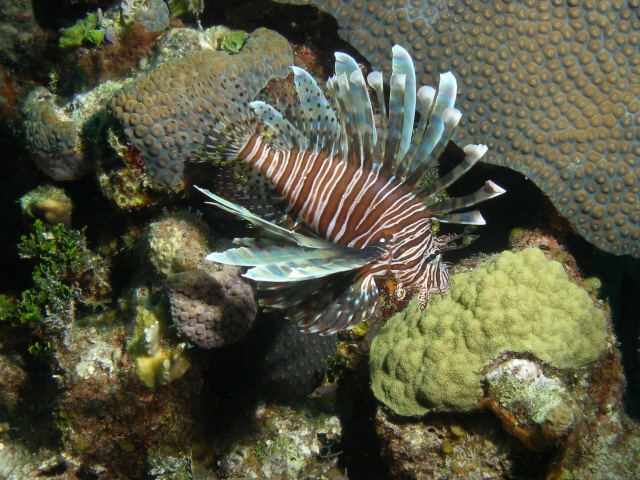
[199,45,504,334]
[238,133,449,298]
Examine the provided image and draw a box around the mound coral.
[165,266,257,348]
[369,248,607,416]
[22,81,123,181]
[276,0,640,257]
[109,27,293,186]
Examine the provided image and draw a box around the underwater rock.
[481,358,576,452]
[128,287,191,388]
[213,402,343,478]
[146,211,212,278]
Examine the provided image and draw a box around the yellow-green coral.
[128,291,190,389]
[369,248,607,417]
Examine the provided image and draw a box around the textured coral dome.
[110,28,293,186]
[276,0,640,257]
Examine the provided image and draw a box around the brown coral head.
[165,267,257,348]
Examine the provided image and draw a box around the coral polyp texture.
[166,267,257,348]
[146,211,212,277]
[22,87,91,180]
[135,0,171,32]
[369,248,608,417]
[23,80,124,181]
[276,0,640,257]
[109,27,293,186]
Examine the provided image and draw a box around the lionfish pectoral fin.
[297,273,379,336]
[213,166,289,224]
[242,246,383,283]
[196,187,341,250]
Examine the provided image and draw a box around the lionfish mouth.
[197,44,506,335]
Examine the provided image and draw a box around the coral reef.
[58,12,105,48]
[128,287,191,388]
[212,401,343,478]
[481,358,575,452]
[109,27,293,185]
[275,0,640,257]
[166,266,257,348]
[20,184,73,228]
[146,211,212,277]
[22,80,123,181]
[0,220,111,330]
[256,317,337,398]
[369,248,608,416]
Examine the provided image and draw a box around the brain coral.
[110,27,293,186]
[166,267,257,348]
[369,247,608,416]
[276,0,640,257]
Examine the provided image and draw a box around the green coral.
[59,13,104,48]
[0,220,103,325]
[369,248,608,416]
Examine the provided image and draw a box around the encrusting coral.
[275,0,640,257]
[369,247,608,416]
[22,81,123,181]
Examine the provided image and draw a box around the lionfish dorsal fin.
[417,144,488,199]
[381,45,416,172]
[327,52,376,168]
[291,66,341,156]
[250,100,307,151]
[425,180,507,224]
[403,73,459,187]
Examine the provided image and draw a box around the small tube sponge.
[369,248,608,416]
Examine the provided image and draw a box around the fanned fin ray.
[291,66,341,155]
[259,272,378,336]
[426,181,507,215]
[196,186,333,248]
[213,166,288,223]
[250,101,307,151]
[416,144,489,200]
[327,52,376,166]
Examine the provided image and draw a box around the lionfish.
[196,45,505,335]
